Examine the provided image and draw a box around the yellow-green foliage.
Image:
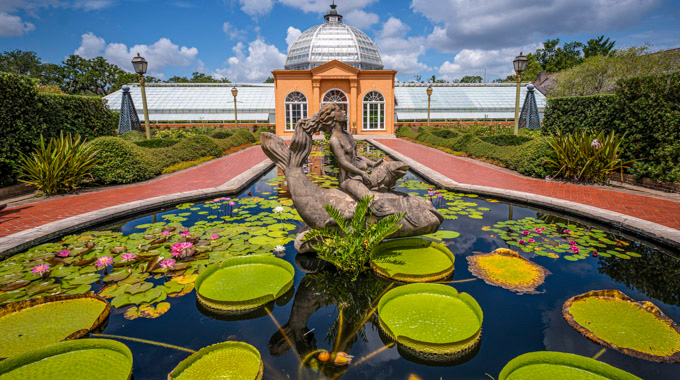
[161,156,215,175]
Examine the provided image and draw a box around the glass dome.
[285,4,383,70]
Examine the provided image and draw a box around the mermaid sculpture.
[260,103,442,249]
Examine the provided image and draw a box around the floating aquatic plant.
[169,341,262,380]
[562,289,680,362]
[0,293,110,358]
[466,248,550,294]
[370,238,455,282]
[498,351,642,380]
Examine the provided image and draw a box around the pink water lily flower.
[172,242,194,251]
[427,191,435,197]
[228,201,236,206]
[180,230,191,237]
[56,249,70,257]
[162,231,171,236]
[210,234,220,240]
[518,239,526,245]
[94,256,113,268]
[540,227,546,232]
[522,230,530,236]
[436,194,443,199]
[534,228,542,234]
[528,238,536,243]
[564,229,571,234]
[120,253,137,262]
[159,259,176,270]
[31,264,50,276]
[572,246,580,253]
[569,241,577,246]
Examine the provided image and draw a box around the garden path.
[374,138,680,231]
[0,145,267,238]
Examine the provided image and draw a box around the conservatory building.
[104,4,546,136]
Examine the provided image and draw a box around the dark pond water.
[2,141,680,379]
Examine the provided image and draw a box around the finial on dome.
[324,1,342,23]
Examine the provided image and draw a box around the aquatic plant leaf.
[0,294,110,358]
[467,249,550,294]
[498,351,641,380]
[169,341,262,380]
[423,230,460,241]
[371,238,455,282]
[563,289,680,362]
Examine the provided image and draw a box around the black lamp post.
[231,86,239,128]
[513,52,528,136]
[131,53,151,140]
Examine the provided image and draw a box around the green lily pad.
[0,293,110,358]
[467,248,550,294]
[370,238,455,282]
[499,351,641,380]
[0,339,133,380]
[378,283,483,356]
[423,230,460,241]
[195,256,294,312]
[563,289,680,362]
[169,341,262,380]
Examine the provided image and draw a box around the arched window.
[321,89,349,129]
[285,91,307,131]
[363,91,385,130]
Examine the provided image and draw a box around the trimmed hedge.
[543,71,680,182]
[0,72,117,187]
[409,129,552,178]
[89,129,256,185]
[209,129,232,139]
[479,134,533,146]
[134,138,180,148]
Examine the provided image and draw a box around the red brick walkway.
[376,138,680,230]
[0,146,267,238]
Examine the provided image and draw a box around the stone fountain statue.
[260,103,442,251]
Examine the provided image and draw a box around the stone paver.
[0,146,267,238]
[375,138,680,231]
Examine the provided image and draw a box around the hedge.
[89,129,256,185]
[543,71,680,182]
[134,139,180,148]
[0,72,117,187]
[406,129,552,178]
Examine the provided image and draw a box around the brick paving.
[0,145,268,238]
[376,138,680,230]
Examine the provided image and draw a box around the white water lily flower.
[274,206,284,213]
[274,245,286,256]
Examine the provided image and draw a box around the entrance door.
[321,89,349,131]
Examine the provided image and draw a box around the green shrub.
[543,71,680,182]
[210,129,233,139]
[396,126,417,138]
[0,72,117,187]
[234,128,256,143]
[162,156,215,175]
[545,129,634,183]
[18,133,99,195]
[120,131,146,142]
[253,126,273,141]
[150,135,223,172]
[134,139,180,148]
[480,134,533,146]
[89,137,157,184]
[431,129,459,139]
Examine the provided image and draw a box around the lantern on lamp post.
[231,86,239,129]
[426,84,433,127]
[513,52,528,136]
[131,53,151,140]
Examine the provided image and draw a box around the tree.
[583,35,615,58]
[535,38,584,73]
[0,49,42,76]
[264,77,274,83]
[168,72,229,83]
[460,75,483,83]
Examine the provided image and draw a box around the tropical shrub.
[134,138,180,148]
[89,137,157,184]
[304,195,404,279]
[545,129,634,183]
[210,129,232,139]
[18,132,98,195]
[120,131,146,141]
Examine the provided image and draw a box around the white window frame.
[284,91,308,131]
[362,90,385,130]
[321,89,349,131]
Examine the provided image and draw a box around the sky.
[1,0,679,82]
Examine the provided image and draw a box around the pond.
[1,141,679,379]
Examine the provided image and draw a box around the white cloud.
[278,0,377,14]
[215,38,286,82]
[437,44,541,81]
[0,12,35,37]
[74,32,105,58]
[71,0,114,11]
[223,22,245,40]
[285,26,301,51]
[374,17,429,75]
[412,0,660,51]
[239,0,273,17]
[344,9,378,29]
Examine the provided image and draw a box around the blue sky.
[1,0,678,82]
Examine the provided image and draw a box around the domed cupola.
[285,3,383,70]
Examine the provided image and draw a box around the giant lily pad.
[370,238,455,282]
[195,256,294,312]
[168,341,262,380]
[562,289,680,362]
[498,351,641,380]
[0,339,133,380]
[466,248,550,294]
[378,283,483,357]
[0,293,110,358]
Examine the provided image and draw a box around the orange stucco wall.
[272,60,396,136]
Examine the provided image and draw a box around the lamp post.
[513,52,528,136]
[231,86,238,129]
[426,84,433,127]
[131,53,151,140]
